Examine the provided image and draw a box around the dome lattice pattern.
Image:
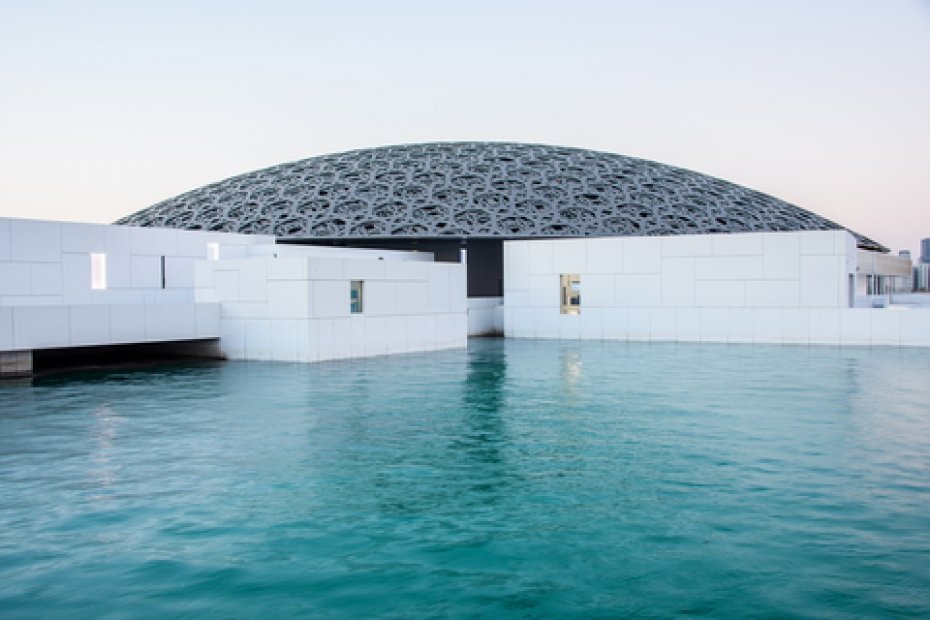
[116,142,883,250]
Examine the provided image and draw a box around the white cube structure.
[194,254,467,362]
[503,231,930,346]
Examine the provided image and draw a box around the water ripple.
[1,340,929,617]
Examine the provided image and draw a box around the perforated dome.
[116,142,884,251]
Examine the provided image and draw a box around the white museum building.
[2,143,928,377]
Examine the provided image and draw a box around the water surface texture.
[2,340,929,618]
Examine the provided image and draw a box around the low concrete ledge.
[0,350,32,378]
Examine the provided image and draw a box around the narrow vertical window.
[350,280,364,314]
[160,256,166,289]
[207,242,220,261]
[560,274,580,315]
[90,253,107,290]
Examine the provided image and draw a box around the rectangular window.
[207,242,220,261]
[350,280,364,314]
[560,274,581,315]
[160,256,166,289]
[90,253,107,290]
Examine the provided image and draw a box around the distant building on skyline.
[921,238,930,264]
[916,264,930,292]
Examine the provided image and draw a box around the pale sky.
[1,0,928,255]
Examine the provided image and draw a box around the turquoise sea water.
[1,339,929,618]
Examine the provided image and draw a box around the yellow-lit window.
[560,274,580,314]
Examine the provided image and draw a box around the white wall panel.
[145,304,196,341]
[0,219,10,261]
[900,311,930,346]
[307,257,345,280]
[626,308,651,341]
[385,260,427,281]
[695,280,745,307]
[364,317,390,356]
[712,232,762,256]
[745,280,799,307]
[213,269,240,301]
[131,255,162,289]
[579,307,604,339]
[193,262,215,290]
[131,227,177,256]
[615,274,661,307]
[365,281,396,316]
[194,303,220,338]
[13,306,69,349]
[601,308,628,340]
[529,274,557,307]
[343,257,385,281]
[165,257,196,289]
[269,319,300,362]
[557,314,582,340]
[583,274,615,307]
[448,267,467,313]
[267,281,310,319]
[235,260,268,302]
[504,241,530,290]
[30,263,63,295]
[221,301,268,320]
[551,239,587,273]
[109,305,146,343]
[428,268,452,314]
[662,234,712,257]
[61,222,106,253]
[11,219,60,262]
[650,308,677,341]
[219,319,247,359]
[70,305,110,346]
[395,282,429,315]
[780,308,809,344]
[0,307,12,350]
[61,253,92,304]
[104,225,132,257]
[808,308,842,344]
[267,257,308,281]
[696,256,763,280]
[800,231,839,255]
[527,241,553,274]
[870,312,901,346]
[661,257,696,307]
[751,308,783,344]
[726,308,754,343]
[176,230,214,257]
[623,237,661,273]
[504,308,527,338]
[840,310,871,345]
[585,238,623,274]
[1,295,62,306]
[762,233,800,280]
[799,256,841,307]
[405,314,428,350]
[699,308,729,342]
[535,307,560,338]
[244,320,274,361]
[386,316,408,353]
[0,263,31,295]
[676,308,701,342]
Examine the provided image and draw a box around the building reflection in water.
[90,403,122,498]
